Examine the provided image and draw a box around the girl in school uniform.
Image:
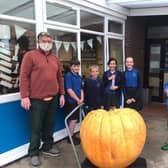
[122,57,143,111]
[103,58,122,110]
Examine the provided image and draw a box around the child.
[103,58,122,110]
[122,57,142,111]
[164,80,168,108]
[63,59,84,145]
[161,80,168,151]
[83,65,104,113]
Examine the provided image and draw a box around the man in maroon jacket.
[19,32,65,166]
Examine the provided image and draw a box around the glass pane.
[149,44,161,97]
[0,0,35,19]
[0,20,36,95]
[164,40,168,71]
[108,20,123,34]
[80,33,104,78]
[149,45,161,73]
[108,39,123,71]
[46,2,77,25]
[148,26,168,39]
[80,10,104,32]
[47,29,77,75]
[149,76,159,96]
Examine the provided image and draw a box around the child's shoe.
[161,144,168,151]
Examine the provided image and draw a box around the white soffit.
[107,0,168,16]
[107,0,168,9]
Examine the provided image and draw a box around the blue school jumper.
[164,80,168,108]
[123,68,142,111]
[63,71,83,120]
[64,71,82,103]
[103,70,122,109]
[84,77,104,111]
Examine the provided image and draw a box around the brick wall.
[125,16,146,85]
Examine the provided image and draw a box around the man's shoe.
[42,146,60,157]
[161,144,168,151]
[30,156,41,167]
[67,135,80,145]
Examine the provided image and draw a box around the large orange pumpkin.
[80,108,146,168]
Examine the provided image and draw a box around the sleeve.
[56,58,65,95]
[19,52,33,98]
[116,71,122,88]
[100,79,104,105]
[64,73,72,90]
[121,72,129,100]
[103,71,108,88]
[83,79,89,105]
[135,70,142,99]
[164,81,168,92]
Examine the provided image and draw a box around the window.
[81,33,104,78]
[108,38,123,71]
[0,0,35,19]
[80,10,104,32]
[46,2,77,25]
[108,20,123,34]
[0,20,36,95]
[47,28,77,75]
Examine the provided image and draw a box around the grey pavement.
[3,103,168,168]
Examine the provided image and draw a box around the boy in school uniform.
[63,59,84,145]
[84,65,104,113]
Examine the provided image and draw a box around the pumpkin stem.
[109,106,116,110]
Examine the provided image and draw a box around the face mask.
[39,43,53,52]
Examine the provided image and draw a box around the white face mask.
[39,43,53,52]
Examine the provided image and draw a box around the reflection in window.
[46,2,77,25]
[108,20,123,34]
[81,33,104,78]
[149,45,161,73]
[0,20,36,95]
[0,0,35,19]
[80,10,104,32]
[108,39,123,71]
[149,77,159,96]
[48,29,77,75]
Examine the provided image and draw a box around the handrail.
[64,103,85,168]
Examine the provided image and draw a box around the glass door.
[148,41,164,102]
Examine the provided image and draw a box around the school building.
[1,0,168,166]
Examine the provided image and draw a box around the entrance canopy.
[107,0,168,16]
